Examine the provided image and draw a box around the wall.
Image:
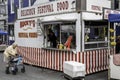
[33,0,49,5]
[15,18,44,48]
[8,0,19,23]
[86,0,111,13]
[8,0,36,23]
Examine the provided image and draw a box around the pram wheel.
[12,70,16,75]
[21,66,25,73]
[11,67,17,75]
[15,67,18,72]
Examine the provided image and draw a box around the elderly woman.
[3,43,18,74]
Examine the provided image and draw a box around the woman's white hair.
[12,42,18,47]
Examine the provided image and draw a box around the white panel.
[40,13,77,22]
[33,0,49,5]
[86,0,111,13]
[14,18,44,48]
[76,13,81,52]
[82,12,102,20]
[110,55,120,79]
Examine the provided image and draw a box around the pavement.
[0,52,109,80]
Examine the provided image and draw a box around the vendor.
[85,33,89,42]
[48,29,57,48]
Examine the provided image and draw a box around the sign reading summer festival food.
[18,0,76,19]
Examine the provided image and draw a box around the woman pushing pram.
[3,43,25,75]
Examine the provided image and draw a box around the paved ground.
[0,53,109,80]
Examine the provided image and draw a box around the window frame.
[10,0,15,14]
[84,21,109,51]
[43,22,76,50]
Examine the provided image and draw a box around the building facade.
[0,0,7,30]
[0,0,8,47]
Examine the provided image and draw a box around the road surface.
[0,52,108,80]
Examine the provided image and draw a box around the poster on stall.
[15,18,44,48]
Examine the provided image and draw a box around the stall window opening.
[44,23,76,50]
[84,21,108,50]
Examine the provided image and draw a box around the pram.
[5,54,25,75]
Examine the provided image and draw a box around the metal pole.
[81,12,85,52]
[76,12,81,52]
[108,22,110,80]
[60,24,61,44]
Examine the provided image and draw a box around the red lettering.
[106,10,111,13]
[20,20,35,28]
[114,10,119,14]
[21,8,35,16]
[57,1,69,11]
[37,4,54,14]
[91,5,101,11]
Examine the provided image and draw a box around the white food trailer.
[15,0,113,75]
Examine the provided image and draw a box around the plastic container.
[63,61,85,78]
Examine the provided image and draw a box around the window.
[30,0,36,6]
[0,5,6,14]
[0,21,4,30]
[20,0,23,8]
[115,0,119,9]
[43,22,76,50]
[61,24,76,49]
[49,0,58,2]
[0,0,5,3]
[11,0,14,13]
[84,21,108,50]
[49,0,55,1]
[8,25,15,45]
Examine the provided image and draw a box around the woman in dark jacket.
[48,30,57,48]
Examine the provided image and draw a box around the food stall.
[15,0,111,74]
[108,13,120,79]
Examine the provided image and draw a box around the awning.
[0,30,8,35]
[108,14,120,22]
[41,19,76,25]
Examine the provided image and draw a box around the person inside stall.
[116,36,120,54]
[64,35,73,50]
[48,29,57,48]
[85,33,89,42]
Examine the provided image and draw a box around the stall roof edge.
[41,19,76,25]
